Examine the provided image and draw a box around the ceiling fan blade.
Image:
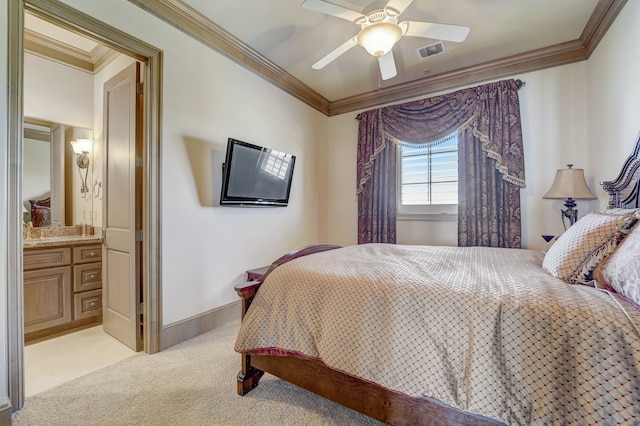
[312,37,358,70]
[400,21,470,42]
[378,51,397,80]
[301,0,365,22]
[385,0,414,15]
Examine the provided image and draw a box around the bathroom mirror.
[23,117,94,227]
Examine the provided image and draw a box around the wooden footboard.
[250,354,502,425]
[234,243,503,425]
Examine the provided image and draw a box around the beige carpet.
[13,321,383,426]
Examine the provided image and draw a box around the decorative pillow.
[542,209,639,284]
[594,222,640,305]
[29,197,52,227]
[30,205,51,227]
[31,197,50,208]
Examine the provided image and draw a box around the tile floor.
[24,325,138,397]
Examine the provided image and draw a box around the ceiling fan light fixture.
[357,22,402,57]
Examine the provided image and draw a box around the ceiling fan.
[301,0,470,80]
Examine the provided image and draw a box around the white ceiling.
[181,0,600,101]
[25,0,610,108]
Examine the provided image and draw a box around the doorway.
[7,0,162,412]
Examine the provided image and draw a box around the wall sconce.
[71,139,93,198]
[543,164,596,229]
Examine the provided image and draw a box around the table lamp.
[543,164,596,229]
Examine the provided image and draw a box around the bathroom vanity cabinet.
[23,241,102,342]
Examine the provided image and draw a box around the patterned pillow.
[31,205,51,227]
[542,209,639,284]
[594,222,640,305]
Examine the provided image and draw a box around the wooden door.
[102,62,143,351]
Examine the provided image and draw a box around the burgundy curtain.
[356,79,525,247]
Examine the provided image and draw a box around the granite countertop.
[23,234,102,249]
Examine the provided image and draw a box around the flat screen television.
[220,138,296,207]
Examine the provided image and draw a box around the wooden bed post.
[234,244,342,396]
[235,280,265,395]
[237,353,264,395]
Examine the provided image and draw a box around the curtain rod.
[515,79,526,90]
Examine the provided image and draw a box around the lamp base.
[561,198,578,229]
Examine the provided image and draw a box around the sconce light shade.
[543,164,596,228]
[71,139,93,155]
[357,22,403,57]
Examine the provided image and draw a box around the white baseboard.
[161,301,241,350]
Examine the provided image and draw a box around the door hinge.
[136,230,143,242]
[136,82,143,95]
[135,156,143,168]
[137,303,144,315]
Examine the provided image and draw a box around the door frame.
[6,0,163,411]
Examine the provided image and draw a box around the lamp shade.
[71,139,93,154]
[357,22,402,57]
[543,165,596,200]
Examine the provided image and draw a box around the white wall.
[54,0,326,325]
[587,0,640,194]
[24,52,95,225]
[518,63,595,249]
[23,53,93,128]
[1,0,638,412]
[325,3,640,252]
[0,0,10,413]
[326,62,596,251]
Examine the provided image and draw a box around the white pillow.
[542,209,639,284]
[594,222,640,305]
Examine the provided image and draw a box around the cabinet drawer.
[74,289,102,320]
[24,247,71,271]
[73,245,102,264]
[74,262,102,292]
[24,266,72,333]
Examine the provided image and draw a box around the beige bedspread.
[234,244,640,425]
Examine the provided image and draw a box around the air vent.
[416,41,446,60]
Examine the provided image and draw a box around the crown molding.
[580,0,627,57]
[127,0,331,115]
[127,0,624,116]
[24,28,94,72]
[329,40,587,116]
[24,27,120,74]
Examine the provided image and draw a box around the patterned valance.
[357,79,526,195]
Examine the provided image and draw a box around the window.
[398,133,458,216]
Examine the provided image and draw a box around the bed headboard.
[600,132,640,209]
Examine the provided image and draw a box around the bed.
[233,134,640,425]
